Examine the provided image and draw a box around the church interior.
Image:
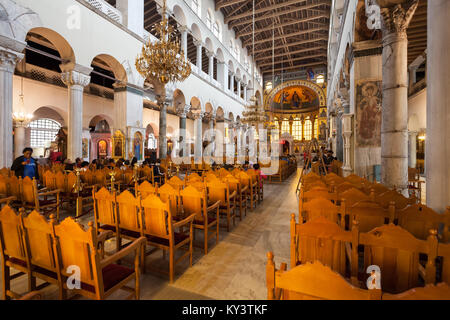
[0,0,449,302]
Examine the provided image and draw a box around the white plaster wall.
[408,89,427,132]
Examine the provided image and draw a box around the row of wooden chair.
[290,216,450,293]
[266,256,450,300]
[0,206,145,300]
[267,160,297,183]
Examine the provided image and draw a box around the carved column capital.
[380,0,419,36]
[192,111,204,120]
[61,69,91,88]
[0,49,23,73]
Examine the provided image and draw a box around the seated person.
[64,159,74,171]
[106,159,116,170]
[153,159,165,185]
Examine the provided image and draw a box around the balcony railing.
[84,0,123,24]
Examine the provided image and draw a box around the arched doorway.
[145,124,157,162]
[89,116,112,161]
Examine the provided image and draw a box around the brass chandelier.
[135,0,191,85]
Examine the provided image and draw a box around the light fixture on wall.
[316,74,325,85]
[418,134,426,141]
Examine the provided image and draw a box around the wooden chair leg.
[169,249,174,283]
[204,227,208,255]
[2,264,9,300]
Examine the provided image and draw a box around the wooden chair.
[267,254,380,300]
[186,172,202,183]
[0,175,22,205]
[355,223,437,293]
[207,181,237,232]
[20,210,64,299]
[139,194,195,283]
[337,188,371,208]
[180,186,220,255]
[238,172,257,211]
[115,190,142,250]
[0,205,32,299]
[301,198,341,225]
[92,187,120,253]
[397,204,450,242]
[135,181,157,199]
[53,218,145,300]
[343,200,394,232]
[20,177,61,221]
[167,176,184,194]
[374,190,415,210]
[223,175,247,221]
[382,283,450,300]
[158,183,182,220]
[290,215,352,279]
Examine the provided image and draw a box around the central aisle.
[152,169,302,300]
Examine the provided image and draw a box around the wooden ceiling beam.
[261,61,325,74]
[257,53,326,67]
[251,36,328,56]
[229,1,329,28]
[216,0,248,11]
[236,13,328,38]
[243,27,328,47]
[255,45,327,62]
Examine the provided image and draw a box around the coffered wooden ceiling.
[216,0,331,75]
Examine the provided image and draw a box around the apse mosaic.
[272,86,320,111]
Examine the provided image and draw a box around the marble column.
[0,49,23,168]
[426,0,450,213]
[14,123,27,159]
[408,131,417,169]
[194,40,202,71]
[342,114,354,177]
[230,73,235,94]
[178,104,190,158]
[207,51,214,81]
[61,66,92,161]
[193,111,203,163]
[237,79,241,98]
[243,84,248,101]
[158,99,168,159]
[379,0,418,194]
[180,27,188,61]
[336,110,344,162]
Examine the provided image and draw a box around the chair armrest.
[0,196,17,204]
[173,214,196,229]
[229,191,237,200]
[207,201,221,213]
[19,291,42,300]
[38,189,61,196]
[100,237,146,268]
[241,186,248,193]
[97,230,114,244]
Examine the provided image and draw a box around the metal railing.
[83,0,123,24]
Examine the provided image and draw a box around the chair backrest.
[346,174,366,184]
[398,204,450,241]
[267,256,378,300]
[0,206,27,264]
[238,172,251,188]
[357,223,435,293]
[218,168,229,178]
[21,177,37,205]
[81,169,95,186]
[180,185,205,221]
[338,188,370,208]
[136,181,156,199]
[222,175,240,194]
[345,200,393,232]
[302,198,340,224]
[67,172,77,193]
[437,242,450,284]
[21,211,58,274]
[207,181,229,205]
[94,170,107,187]
[290,215,351,275]
[116,190,140,233]
[92,187,116,228]
[302,189,333,202]
[375,190,413,210]
[8,175,21,199]
[55,171,68,193]
[366,182,390,195]
[335,182,359,194]
[0,175,7,195]
[53,218,98,289]
[408,168,418,181]
[43,171,57,190]
[140,194,172,240]
[303,180,328,192]
[158,183,180,218]
[187,172,201,183]
[167,176,184,193]
[0,167,11,177]
[188,180,206,193]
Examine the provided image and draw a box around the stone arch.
[228,60,235,74]
[228,112,234,122]
[255,90,262,106]
[190,96,202,111]
[204,37,214,53]
[216,107,225,121]
[216,48,225,63]
[89,115,113,132]
[173,89,186,111]
[32,106,65,127]
[172,4,187,26]
[205,102,213,115]
[264,79,327,108]
[90,54,127,83]
[191,23,202,42]
[27,27,76,64]
[235,68,242,79]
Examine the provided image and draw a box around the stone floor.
[0,170,302,300]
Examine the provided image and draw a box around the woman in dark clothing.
[11,147,40,180]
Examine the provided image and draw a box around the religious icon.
[134,132,142,160]
[82,138,89,159]
[98,140,107,157]
[356,81,382,147]
[291,91,301,108]
[113,131,125,159]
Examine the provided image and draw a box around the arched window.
[281,119,290,134]
[206,11,212,29]
[192,0,200,16]
[293,118,302,140]
[29,118,61,148]
[213,22,220,38]
[304,117,312,141]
